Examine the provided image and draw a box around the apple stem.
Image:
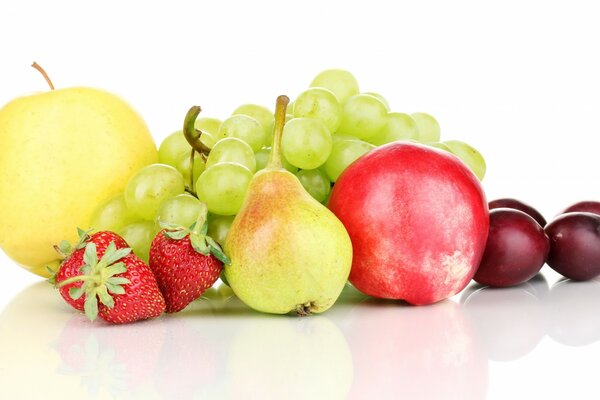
[267,95,290,170]
[31,62,55,90]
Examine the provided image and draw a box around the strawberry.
[51,230,129,312]
[55,240,166,324]
[150,203,229,313]
[98,253,166,324]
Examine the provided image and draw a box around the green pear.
[0,63,157,276]
[224,96,352,315]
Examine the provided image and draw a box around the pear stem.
[192,202,209,236]
[183,106,212,156]
[31,62,55,90]
[267,95,290,170]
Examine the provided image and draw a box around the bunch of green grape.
[89,69,486,261]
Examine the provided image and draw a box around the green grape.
[124,164,185,220]
[155,193,203,229]
[255,147,298,173]
[363,92,390,110]
[218,114,266,152]
[287,101,295,114]
[254,147,270,171]
[332,133,358,142]
[296,169,331,203]
[233,104,274,138]
[196,162,253,215]
[323,139,375,182]
[310,69,359,104]
[158,130,190,166]
[281,118,332,170]
[207,214,235,246]
[412,112,441,143]
[428,142,453,152]
[338,94,388,140]
[206,137,256,172]
[293,87,342,132]
[174,151,206,189]
[195,117,222,149]
[443,140,486,180]
[368,112,419,146]
[90,194,139,232]
[118,220,156,263]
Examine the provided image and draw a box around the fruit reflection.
[342,298,487,400]
[227,311,353,399]
[545,278,600,347]
[461,276,548,361]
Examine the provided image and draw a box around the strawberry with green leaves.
[51,229,129,312]
[150,203,229,313]
[55,240,166,324]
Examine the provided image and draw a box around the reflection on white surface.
[1,277,600,399]
[545,278,600,347]
[460,274,549,362]
[337,288,488,400]
[461,275,600,362]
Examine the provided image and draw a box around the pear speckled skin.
[224,169,353,315]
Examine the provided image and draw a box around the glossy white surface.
[1,268,599,399]
[2,1,600,399]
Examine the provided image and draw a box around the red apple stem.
[267,95,290,170]
[31,62,55,90]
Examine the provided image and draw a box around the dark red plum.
[545,212,600,281]
[489,198,546,227]
[474,208,550,287]
[560,201,600,216]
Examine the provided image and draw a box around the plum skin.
[560,201,600,216]
[488,198,546,227]
[545,212,600,281]
[474,208,550,287]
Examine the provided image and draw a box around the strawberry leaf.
[200,220,209,235]
[105,282,126,295]
[75,228,92,249]
[84,291,99,321]
[46,265,58,285]
[97,285,114,308]
[83,242,98,268]
[106,276,131,285]
[58,240,72,257]
[159,220,188,231]
[105,262,127,278]
[80,264,92,275]
[164,230,188,240]
[190,234,209,255]
[206,237,231,265]
[101,244,131,267]
[69,286,84,300]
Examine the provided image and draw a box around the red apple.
[328,142,489,305]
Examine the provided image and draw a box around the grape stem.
[266,95,290,170]
[183,106,212,197]
[188,149,196,193]
[183,106,212,156]
[31,62,55,90]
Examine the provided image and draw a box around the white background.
[1,1,600,399]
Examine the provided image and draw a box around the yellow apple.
[0,78,158,277]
